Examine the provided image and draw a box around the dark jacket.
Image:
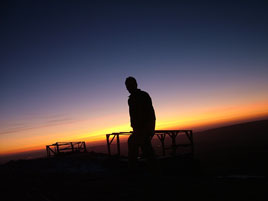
[128,89,156,130]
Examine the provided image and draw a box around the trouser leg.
[128,134,139,169]
[140,125,155,161]
[140,130,159,174]
[140,137,155,160]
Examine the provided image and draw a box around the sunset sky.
[1,0,268,155]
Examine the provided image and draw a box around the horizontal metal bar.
[47,141,85,146]
[106,130,192,136]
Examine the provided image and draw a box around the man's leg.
[128,134,139,169]
[141,136,155,162]
[140,129,159,175]
[141,123,155,161]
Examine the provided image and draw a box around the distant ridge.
[194,119,268,174]
[198,119,268,133]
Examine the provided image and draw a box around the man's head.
[125,76,138,94]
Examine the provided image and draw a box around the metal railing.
[106,130,193,157]
[46,141,87,157]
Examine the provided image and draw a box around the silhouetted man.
[125,76,156,170]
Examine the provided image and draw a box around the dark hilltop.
[1,119,268,201]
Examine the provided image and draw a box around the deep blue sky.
[1,0,268,152]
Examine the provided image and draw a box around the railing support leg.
[83,141,87,152]
[170,132,178,156]
[71,142,74,153]
[117,134,121,156]
[46,146,50,158]
[190,131,194,157]
[56,142,60,154]
[157,134,166,156]
[106,134,111,156]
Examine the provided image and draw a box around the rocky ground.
[2,120,268,201]
[1,151,267,201]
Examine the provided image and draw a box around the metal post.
[156,134,166,156]
[116,134,121,156]
[170,132,178,156]
[185,130,194,157]
[190,130,194,157]
[56,142,60,154]
[106,134,111,156]
[46,146,50,157]
[83,141,87,152]
[70,142,74,153]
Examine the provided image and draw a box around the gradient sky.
[1,0,268,154]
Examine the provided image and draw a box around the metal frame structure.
[46,141,87,157]
[106,130,193,157]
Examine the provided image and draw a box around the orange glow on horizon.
[156,101,268,131]
[0,100,267,156]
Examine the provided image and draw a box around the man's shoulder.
[139,90,151,98]
[136,89,148,95]
[136,90,152,103]
[129,89,151,100]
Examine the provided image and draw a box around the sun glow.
[0,100,267,156]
